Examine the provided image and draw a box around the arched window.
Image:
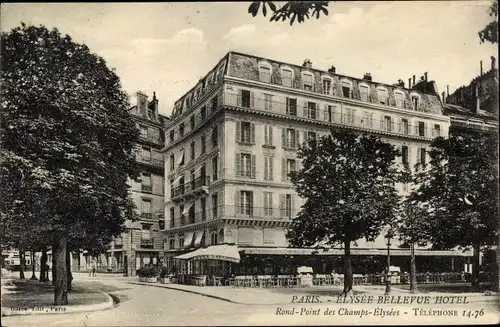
[280,66,294,88]
[178,236,184,249]
[377,87,388,105]
[218,229,224,243]
[394,90,405,108]
[169,238,175,250]
[322,76,333,95]
[341,79,352,98]
[359,83,370,102]
[210,232,218,245]
[258,61,272,83]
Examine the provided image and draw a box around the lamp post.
[384,230,394,295]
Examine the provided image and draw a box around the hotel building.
[162,52,471,275]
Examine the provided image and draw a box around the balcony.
[137,156,164,168]
[141,212,153,220]
[140,237,154,247]
[141,184,152,193]
[171,176,211,202]
[139,134,164,146]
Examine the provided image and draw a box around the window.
[190,115,195,130]
[188,204,195,224]
[418,122,425,137]
[264,125,273,146]
[307,102,317,119]
[169,178,174,198]
[179,123,185,137]
[241,90,251,108]
[170,154,175,170]
[286,159,296,177]
[239,191,253,216]
[280,194,293,218]
[264,94,272,110]
[259,64,271,83]
[281,68,293,87]
[344,108,355,125]
[169,130,175,143]
[402,146,409,165]
[179,176,185,194]
[377,88,388,105]
[201,135,206,154]
[212,156,218,181]
[419,148,427,164]
[141,173,152,192]
[178,148,185,166]
[401,119,409,134]
[211,126,218,147]
[141,199,152,218]
[322,78,332,95]
[190,142,195,161]
[211,96,217,112]
[286,98,297,116]
[170,207,175,228]
[264,156,273,181]
[327,105,334,122]
[190,169,196,189]
[211,232,218,245]
[240,122,252,143]
[236,153,254,178]
[384,116,392,132]
[169,238,175,249]
[433,124,441,137]
[264,192,273,216]
[341,80,352,98]
[412,95,420,109]
[212,194,218,218]
[141,225,151,240]
[359,84,370,102]
[308,131,317,141]
[284,128,297,149]
[302,73,313,91]
[139,125,148,138]
[201,106,206,121]
[178,236,184,248]
[395,91,405,108]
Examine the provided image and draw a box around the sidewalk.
[1,277,114,317]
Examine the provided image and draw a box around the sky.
[2,1,498,117]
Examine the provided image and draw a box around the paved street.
[2,277,499,326]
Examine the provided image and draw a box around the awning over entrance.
[239,247,473,257]
[174,244,241,263]
[181,203,193,215]
[193,230,204,247]
[183,231,194,248]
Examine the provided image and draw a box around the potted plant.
[159,266,170,284]
[137,267,147,282]
[145,266,158,283]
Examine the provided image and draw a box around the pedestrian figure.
[92,266,96,277]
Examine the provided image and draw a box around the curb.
[1,290,114,317]
[128,281,290,305]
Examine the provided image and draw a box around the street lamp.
[384,229,394,295]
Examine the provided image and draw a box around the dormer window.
[258,62,272,83]
[322,77,333,95]
[341,80,352,98]
[302,72,313,91]
[411,93,420,110]
[359,84,370,102]
[217,63,226,82]
[281,67,293,88]
[377,87,388,105]
[394,90,405,108]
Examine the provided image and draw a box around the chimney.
[442,91,446,103]
[398,79,405,88]
[363,73,372,81]
[480,60,483,75]
[328,65,336,74]
[491,56,496,71]
[302,59,312,68]
[412,75,416,85]
[408,78,412,89]
[475,83,480,113]
[137,91,148,116]
[447,85,449,97]
[424,72,428,82]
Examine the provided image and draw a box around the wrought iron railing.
[137,156,164,167]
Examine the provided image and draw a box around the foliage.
[137,266,159,278]
[159,266,169,278]
[408,134,498,250]
[248,1,330,25]
[479,0,498,44]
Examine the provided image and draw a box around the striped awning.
[174,244,241,263]
[193,230,204,247]
[183,231,194,248]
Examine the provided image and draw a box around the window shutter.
[303,103,307,118]
[264,126,269,145]
[295,130,300,148]
[236,121,241,142]
[269,193,273,217]
[303,131,308,145]
[398,118,402,133]
[279,194,285,217]
[281,128,286,148]
[281,158,286,181]
[297,159,302,171]
[269,126,273,145]
[269,157,273,180]
[415,121,419,135]
[251,155,256,178]
[250,123,255,144]
[423,122,427,137]
[264,157,269,180]
[416,148,421,164]
[408,146,412,166]
[250,92,255,108]
[235,191,240,215]
[235,153,241,177]
[380,114,385,130]
[285,97,289,114]
[291,195,295,217]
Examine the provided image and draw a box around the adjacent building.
[162,51,471,275]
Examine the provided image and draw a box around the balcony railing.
[137,156,164,167]
[141,212,153,219]
[140,237,154,246]
[172,176,211,199]
[141,184,152,193]
[139,134,164,145]
[169,205,299,228]
[223,93,436,139]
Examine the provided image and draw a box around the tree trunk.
[471,242,481,289]
[52,243,57,286]
[341,240,354,297]
[19,250,25,280]
[53,237,68,305]
[30,250,38,280]
[409,242,417,293]
[40,248,47,282]
[66,247,73,292]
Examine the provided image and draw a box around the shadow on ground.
[394,283,497,293]
[267,286,364,297]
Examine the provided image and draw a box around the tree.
[1,24,140,305]
[248,1,330,25]
[479,0,498,44]
[286,130,401,296]
[409,134,498,288]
